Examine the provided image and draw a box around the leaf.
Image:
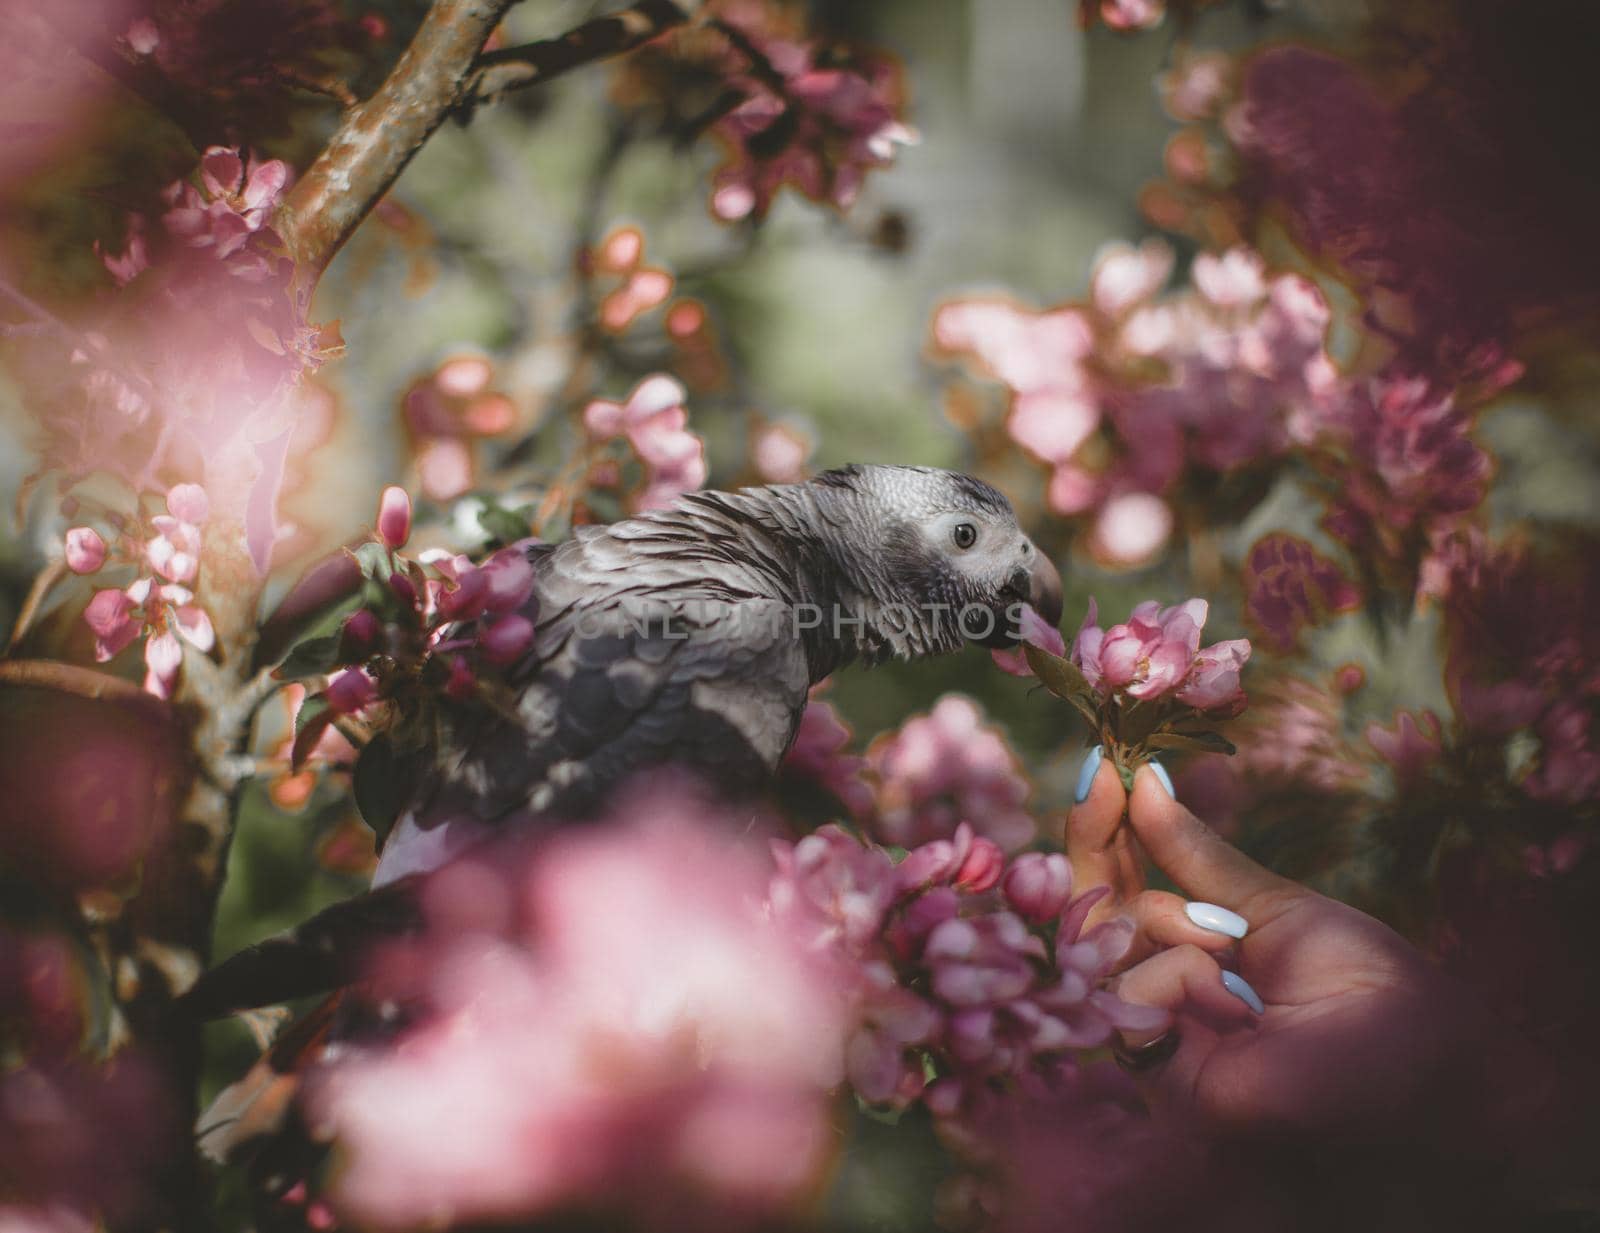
[277,634,343,680]
[353,733,404,847]
[478,502,534,546]
[1023,644,1095,703]
[291,695,333,771]
[1119,699,1167,747]
[1148,730,1238,756]
[349,540,392,579]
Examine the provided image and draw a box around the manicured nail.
[1148,761,1175,799]
[1074,745,1103,804]
[1221,970,1264,1015]
[1186,901,1249,940]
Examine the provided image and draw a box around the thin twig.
[468,0,693,105]
[5,560,68,653]
[0,658,165,710]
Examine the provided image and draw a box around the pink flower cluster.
[865,695,1037,852]
[1314,372,1493,591]
[708,8,916,221]
[1442,536,1600,806]
[780,697,874,819]
[307,812,846,1230]
[1073,598,1250,716]
[583,375,708,512]
[933,241,1336,564]
[70,483,216,699]
[1242,532,1361,653]
[770,824,1163,1133]
[401,356,517,502]
[588,226,674,332]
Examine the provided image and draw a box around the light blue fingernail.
[1074,745,1103,804]
[1221,970,1264,1014]
[1149,761,1175,799]
[1186,901,1249,939]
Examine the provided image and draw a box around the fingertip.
[1073,744,1103,804]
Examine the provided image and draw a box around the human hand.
[1067,750,1546,1154]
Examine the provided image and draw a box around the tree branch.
[278,0,521,278]
[468,0,693,105]
[278,0,696,278]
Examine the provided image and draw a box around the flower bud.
[1001,851,1073,923]
[64,527,107,574]
[377,485,412,550]
[953,835,1004,892]
[388,572,419,610]
[479,614,534,666]
[443,655,476,700]
[166,482,210,525]
[339,609,383,661]
[326,668,376,715]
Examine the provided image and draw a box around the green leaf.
[290,695,332,771]
[1148,730,1238,756]
[277,634,343,680]
[478,502,534,546]
[1120,699,1166,747]
[353,733,404,847]
[1023,643,1094,703]
[350,540,391,579]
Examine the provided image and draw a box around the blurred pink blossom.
[867,695,1036,852]
[402,357,518,502]
[1243,532,1361,653]
[1002,852,1073,924]
[310,812,846,1230]
[709,15,915,221]
[584,375,708,512]
[780,698,874,818]
[1160,50,1233,122]
[1365,709,1443,788]
[934,243,1338,554]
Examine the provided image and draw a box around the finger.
[1104,890,1243,974]
[1110,944,1259,1048]
[1063,746,1136,901]
[1127,765,1298,919]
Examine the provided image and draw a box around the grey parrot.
[185,464,1061,1019]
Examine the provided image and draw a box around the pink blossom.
[584,375,707,512]
[779,699,874,819]
[1365,710,1443,787]
[84,590,139,662]
[1090,239,1173,318]
[1073,596,1251,712]
[867,696,1036,852]
[309,813,846,1229]
[376,486,411,550]
[990,602,1067,677]
[142,631,183,699]
[63,528,106,574]
[708,21,914,221]
[1191,247,1267,309]
[164,483,209,525]
[1002,852,1073,924]
[1524,704,1600,805]
[924,913,1044,1006]
[770,824,897,951]
[1160,51,1233,122]
[750,422,812,484]
[1086,491,1173,566]
[1095,0,1165,31]
[1244,532,1361,653]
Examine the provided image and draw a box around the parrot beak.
[1028,547,1063,628]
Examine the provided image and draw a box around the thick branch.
[278,0,695,278]
[469,0,693,104]
[278,0,520,277]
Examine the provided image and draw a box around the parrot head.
[810,465,1063,654]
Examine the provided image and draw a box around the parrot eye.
[951,522,978,550]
